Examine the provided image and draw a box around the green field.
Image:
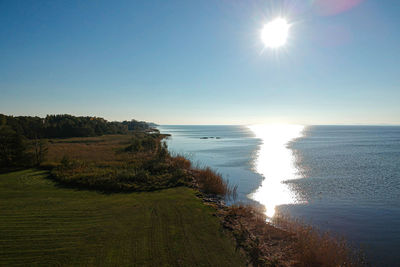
[0,170,245,266]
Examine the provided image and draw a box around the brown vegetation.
[193,167,228,195]
[45,133,237,199]
[216,204,365,267]
[49,134,193,192]
[273,215,366,267]
[170,155,192,170]
[45,134,133,163]
[191,167,238,200]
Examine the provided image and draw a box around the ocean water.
[158,125,400,266]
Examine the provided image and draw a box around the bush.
[125,135,159,153]
[0,126,32,169]
[125,138,142,152]
[194,167,228,196]
[273,215,366,267]
[51,154,191,193]
[40,161,60,170]
[170,155,192,169]
[223,204,365,267]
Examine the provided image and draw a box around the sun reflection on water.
[248,124,305,218]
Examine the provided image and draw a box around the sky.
[0,0,399,125]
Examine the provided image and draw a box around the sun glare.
[248,124,305,217]
[261,18,290,48]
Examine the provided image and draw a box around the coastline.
[0,117,367,266]
[192,170,365,266]
[161,125,366,266]
[195,187,297,266]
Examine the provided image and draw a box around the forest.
[0,114,153,139]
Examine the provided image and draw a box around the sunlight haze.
[1,1,399,125]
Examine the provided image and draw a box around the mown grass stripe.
[0,170,245,266]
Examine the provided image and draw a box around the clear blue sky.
[1,0,399,125]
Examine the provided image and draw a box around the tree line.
[0,114,154,169]
[0,114,153,139]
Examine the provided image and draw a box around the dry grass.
[47,134,195,192]
[194,167,229,196]
[221,204,366,267]
[169,155,192,170]
[45,135,132,163]
[273,216,366,267]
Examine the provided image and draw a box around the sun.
[261,18,290,48]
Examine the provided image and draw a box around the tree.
[0,126,30,169]
[32,138,48,166]
[0,113,148,139]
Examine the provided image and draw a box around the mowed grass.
[0,170,245,266]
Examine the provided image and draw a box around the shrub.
[0,126,32,169]
[194,167,228,196]
[51,154,191,193]
[170,155,192,169]
[273,215,366,267]
[125,135,159,154]
[157,142,168,160]
[223,204,365,267]
[40,161,60,170]
[32,138,48,166]
[125,138,142,152]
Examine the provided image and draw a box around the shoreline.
[194,181,365,266]
[0,117,366,266]
[197,191,297,266]
[160,125,366,266]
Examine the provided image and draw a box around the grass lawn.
[0,169,245,266]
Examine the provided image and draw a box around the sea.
[158,125,400,266]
